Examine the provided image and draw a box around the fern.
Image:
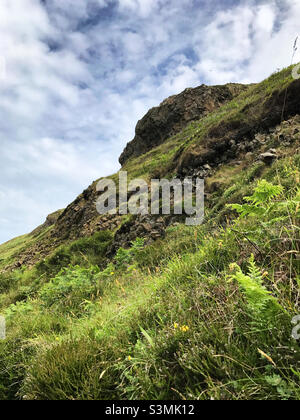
[244,180,283,205]
[228,180,284,218]
[114,238,145,268]
[229,255,283,323]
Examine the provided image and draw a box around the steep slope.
[0,66,299,401]
[119,83,248,165]
[1,66,299,272]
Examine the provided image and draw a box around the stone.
[245,152,253,161]
[141,223,152,232]
[259,152,278,164]
[119,83,249,165]
[156,217,165,224]
[203,164,212,170]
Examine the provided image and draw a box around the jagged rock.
[4,80,300,272]
[255,133,266,143]
[119,83,248,165]
[30,209,63,236]
[141,223,152,232]
[150,230,163,239]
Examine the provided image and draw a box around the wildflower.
[258,348,276,367]
[174,322,179,329]
[229,263,236,272]
[180,325,189,332]
[262,271,269,278]
[110,272,115,276]
[127,356,132,361]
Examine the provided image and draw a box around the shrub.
[39,265,101,316]
[228,255,285,324]
[36,231,112,278]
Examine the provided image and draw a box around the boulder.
[259,152,278,164]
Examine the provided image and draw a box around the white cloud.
[195,0,300,84]
[0,0,299,243]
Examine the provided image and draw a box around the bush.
[39,265,101,316]
[36,231,112,278]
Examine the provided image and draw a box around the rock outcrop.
[119,83,249,165]
[3,77,300,272]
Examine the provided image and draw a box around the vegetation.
[0,66,299,400]
[0,154,298,400]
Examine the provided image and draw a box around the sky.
[0,0,300,244]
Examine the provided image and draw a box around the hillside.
[0,65,299,400]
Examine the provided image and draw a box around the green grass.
[0,224,55,271]
[0,66,299,400]
[0,234,38,271]
[121,65,296,181]
[0,154,299,400]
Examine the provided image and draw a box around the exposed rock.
[259,152,278,164]
[3,82,300,272]
[203,164,212,170]
[119,83,248,165]
[30,209,63,236]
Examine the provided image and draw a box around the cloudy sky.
[0,0,299,244]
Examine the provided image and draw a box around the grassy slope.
[0,65,296,268]
[0,226,53,272]
[0,67,299,400]
[121,66,294,181]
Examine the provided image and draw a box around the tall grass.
[0,155,299,400]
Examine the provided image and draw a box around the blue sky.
[0,0,299,244]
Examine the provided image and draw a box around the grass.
[121,65,296,181]
[0,153,299,400]
[0,66,299,400]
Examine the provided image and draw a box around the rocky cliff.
[1,68,300,272]
[119,83,248,165]
[1,65,299,401]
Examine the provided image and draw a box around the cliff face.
[119,83,249,165]
[1,68,300,272]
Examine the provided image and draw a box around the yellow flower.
[229,263,236,272]
[180,325,189,332]
[127,356,132,361]
[174,322,179,329]
[110,272,115,276]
